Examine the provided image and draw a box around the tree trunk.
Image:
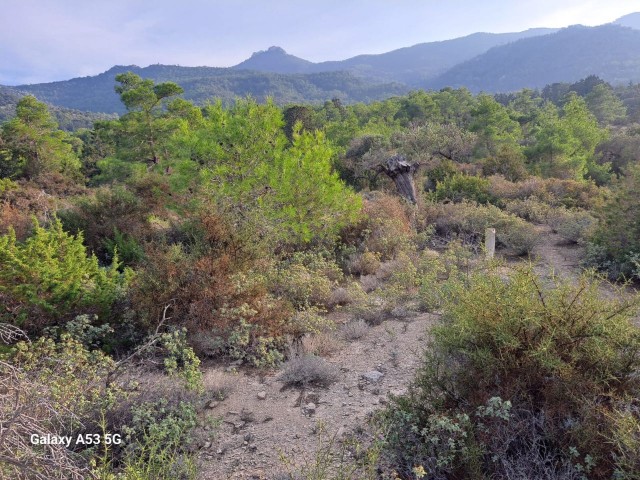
[380,155,417,204]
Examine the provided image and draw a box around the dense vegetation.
[2,70,640,479]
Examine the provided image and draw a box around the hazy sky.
[1,0,637,85]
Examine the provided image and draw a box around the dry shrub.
[300,330,342,357]
[341,319,369,341]
[360,274,380,293]
[503,198,552,223]
[132,244,292,363]
[421,201,539,255]
[488,175,604,209]
[0,360,91,480]
[346,250,381,276]
[327,287,353,309]
[0,181,57,240]
[546,207,597,244]
[278,354,340,388]
[361,192,414,260]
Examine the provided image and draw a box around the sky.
[1,0,638,85]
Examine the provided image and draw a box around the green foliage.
[434,173,495,204]
[9,333,117,418]
[589,163,640,279]
[0,218,131,332]
[159,329,203,392]
[383,266,640,478]
[0,96,81,180]
[264,128,362,243]
[526,96,607,180]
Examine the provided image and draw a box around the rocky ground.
[196,310,436,479]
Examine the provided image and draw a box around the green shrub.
[269,252,342,310]
[434,173,496,204]
[0,218,131,333]
[383,266,640,479]
[589,164,640,279]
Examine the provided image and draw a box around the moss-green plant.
[0,218,131,332]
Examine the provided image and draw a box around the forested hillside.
[428,24,640,91]
[3,69,640,479]
[14,66,409,114]
[0,85,117,129]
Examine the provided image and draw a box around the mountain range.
[2,13,640,118]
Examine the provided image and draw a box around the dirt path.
[531,225,586,281]
[197,312,436,479]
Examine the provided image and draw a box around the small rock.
[207,400,220,409]
[262,416,273,423]
[305,392,320,404]
[257,391,267,400]
[203,441,212,449]
[362,370,384,384]
[304,402,317,414]
[244,433,254,442]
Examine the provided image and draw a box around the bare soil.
[197,312,436,479]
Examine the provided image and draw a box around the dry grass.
[341,319,369,341]
[278,355,340,388]
[0,361,90,480]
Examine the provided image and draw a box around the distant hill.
[427,24,640,92]
[6,18,640,114]
[232,46,315,74]
[615,12,640,30]
[0,85,116,130]
[13,66,410,114]
[231,29,557,85]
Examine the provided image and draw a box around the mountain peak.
[233,46,314,74]
[249,46,288,58]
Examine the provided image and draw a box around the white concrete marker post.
[485,227,496,259]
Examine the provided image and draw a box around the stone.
[362,370,384,383]
[257,391,267,400]
[203,441,212,449]
[304,402,317,414]
[207,400,220,409]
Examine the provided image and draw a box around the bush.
[132,243,292,366]
[346,251,381,276]
[588,164,640,279]
[422,201,539,255]
[360,193,414,260]
[0,218,131,334]
[278,354,340,388]
[382,266,640,479]
[546,207,597,244]
[503,197,552,223]
[341,319,369,341]
[269,251,342,310]
[434,173,496,204]
[488,175,604,210]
